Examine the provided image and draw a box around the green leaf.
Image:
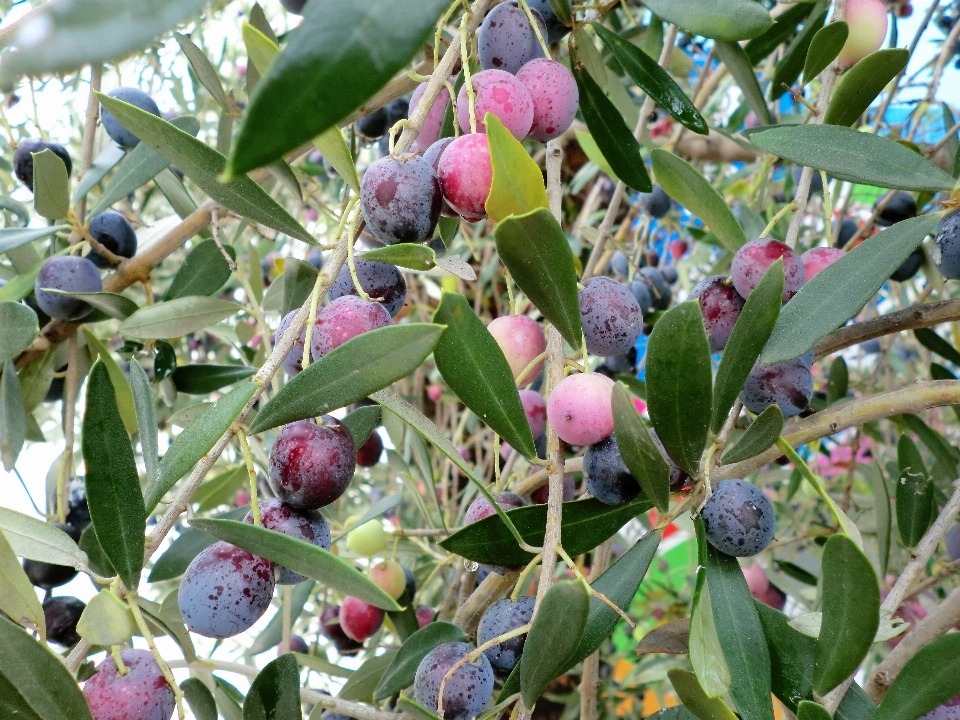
[314,126,360,196]
[433,293,535,458]
[76,589,134,646]
[712,262,783,433]
[243,654,301,720]
[756,603,875,719]
[248,581,315,656]
[803,22,849,85]
[690,580,731,698]
[374,622,467,701]
[813,535,880,696]
[164,239,237,300]
[747,125,956,191]
[250,324,444,433]
[0,0,205,81]
[635,0,772,41]
[493,208,582,348]
[338,651,397,702]
[897,413,960,472]
[0,259,44,303]
[0,528,45,638]
[706,545,773,720]
[548,0,572,27]
[193,468,249,514]
[191,518,401,611]
[439,496,652,566]
[772,4,829,99]
[182,678,219,720]
[32,150,69,220]
[361,245,436,272]
[154,168,199,219]
[0,615,95,719]
[651,150,747,253]
[574,130,619,180]
[521,580,589,708]
[147,382,256,512]
[73,144,126,205]
[593,24,707,134]
[45,290,138,320]
[827,356,849,405]
[825,49,909,126]
[96,93,314,243]
[89,116,202,217]
[745,3,816,65]
[713,41,773,126]
[149,527,216,583]
[83,327,138,434]
[720,405,784,464]
[119,296,243,339]
[227,0,450,176]
[129,360,159,486]
[485,114,550,222]
[797,700,833,720]
[0,506,87,569]
[611,383,670,511]
[175,33,231,112]
[896,435,934,547]
[914,327,960,366]
[873,633,960,720]
[0,303,37,364]
[82,362,145,591]
[341,406,382,448]
[762,214,939,363]
[172,365,256,395]
[0,361,26,472]
[646,302,713,476]
[668,669,738,720]
[279,259,319,316]
[567,530,661,667]
[214,676,245,720]
[0,225,70,256]
[572,62,652,193]
[866,463,892,577]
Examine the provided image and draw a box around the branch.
[452,568,520,637]
[712,381,960,480]
[882,480,960,616]
[865,586,960,702]
[814,298,960,361]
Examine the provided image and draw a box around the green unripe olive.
[346,520,389,557]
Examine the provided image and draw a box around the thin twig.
[582,24,679,279]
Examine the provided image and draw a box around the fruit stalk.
[394,0,497,155]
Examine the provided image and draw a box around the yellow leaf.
[485,114,549,223]
[242,23,278,75]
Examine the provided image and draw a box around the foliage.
[0,0,959,718]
